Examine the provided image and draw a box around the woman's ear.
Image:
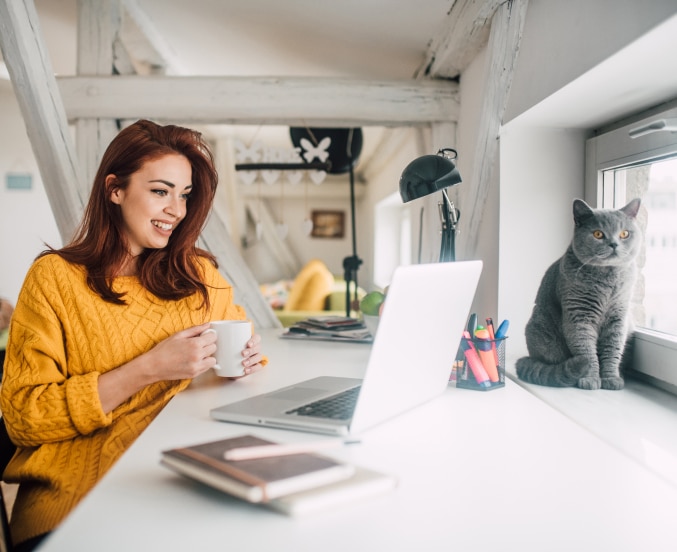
[107,175,122,204]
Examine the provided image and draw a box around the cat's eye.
[619,230,630,239]
[593,230,604,239]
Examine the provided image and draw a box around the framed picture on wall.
[310,210,345,238]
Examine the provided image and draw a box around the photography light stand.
[342,151,362,317]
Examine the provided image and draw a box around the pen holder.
[455,337,506,391]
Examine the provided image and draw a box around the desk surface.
[40,330,677,552]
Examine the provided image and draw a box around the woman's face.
[109,154,192,257]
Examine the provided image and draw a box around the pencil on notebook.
[224,439,361,461]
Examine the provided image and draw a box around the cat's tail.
[515,355,587,387]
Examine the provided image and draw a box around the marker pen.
[460,331,491,388]
[485,317,500,368]
[495,319,510,339]
[466,313,478,335]
[473,327,499,383]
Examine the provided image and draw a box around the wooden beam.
[0,0,85,242]
[118,0,185,75]
[417,0,506,79]
[56,75,460,127]
[76,0,120,188]
[199,213,282,329]
[244,199,300,280]
[461,0,529,257]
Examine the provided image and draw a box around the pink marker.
[460,331,491,387]
[474,327,499,383]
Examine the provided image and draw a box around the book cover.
[304,316,365,329]
[266,466,398,517]
[161,435,355,503]
[280,330,373,343]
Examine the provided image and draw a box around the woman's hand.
[235,333,265,378]
[98,323,217,413]
[144,323,217,380]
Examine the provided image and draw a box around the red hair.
[43,120,219,307]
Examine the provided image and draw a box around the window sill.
[506,366,677,489]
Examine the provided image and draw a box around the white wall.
[0,86,62,303]
[358,128,424,291]
[503,0,677,126]
[499,127,586,357]
[456,46,499,323]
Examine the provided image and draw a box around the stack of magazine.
[161,434,397,516]
[280,315,372,343]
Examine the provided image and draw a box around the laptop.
[210,261,482,436]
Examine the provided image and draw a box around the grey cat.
[516,198,642,390]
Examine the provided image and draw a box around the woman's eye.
[152,189,168,197]
[619,229,630,239]
[180,193,191,201]
[593,230,604,239]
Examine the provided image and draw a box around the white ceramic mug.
[203,320,252,377]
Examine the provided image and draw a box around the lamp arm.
[438,189,459,262]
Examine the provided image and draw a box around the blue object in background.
[6,172,32,190]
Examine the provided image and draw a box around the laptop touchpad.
[269,387,325,401]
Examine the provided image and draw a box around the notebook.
[210,261,482,436]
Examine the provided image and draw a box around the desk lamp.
[399,148,461,262]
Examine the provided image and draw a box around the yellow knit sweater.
[0,254,247,544]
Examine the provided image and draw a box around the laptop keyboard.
[285,386,361,420]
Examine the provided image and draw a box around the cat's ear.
[620,197,641,219]
[572,199,594,227]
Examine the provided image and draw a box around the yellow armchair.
[267,259,365,327]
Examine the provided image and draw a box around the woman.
[0,120,265,551]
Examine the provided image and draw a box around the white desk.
[39,330,677,552]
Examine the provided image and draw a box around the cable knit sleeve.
[0,257,111,446]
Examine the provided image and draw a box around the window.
[586,101,677,392]
[373,192,411,289]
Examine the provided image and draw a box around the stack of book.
[160,434,397,516]
[280,315,372,343]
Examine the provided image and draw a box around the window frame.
[585,101,677,392]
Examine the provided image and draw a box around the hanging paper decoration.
[276,179,288,240]
[233,139,329,186]
[234,140,261,185]
[302,179,313,235]
[260,147,281,185]
[255,179,263,240]
[299,137,331,163]
[298,136,330,185]
[285,147,304,185]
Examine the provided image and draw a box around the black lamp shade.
[399,151,462,203]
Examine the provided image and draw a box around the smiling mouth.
[152,220,173,231]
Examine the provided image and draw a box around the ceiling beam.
[56,75,459,127]
[417,0,507,79]
[118,0,185,74]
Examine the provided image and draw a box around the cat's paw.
[577,376,602,390]
[601,376,624,390]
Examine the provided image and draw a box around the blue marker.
[495,319,510,339]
